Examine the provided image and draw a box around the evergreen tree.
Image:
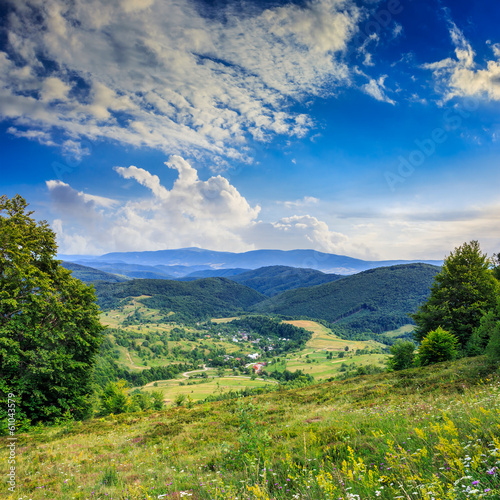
[412,241,498,349]
[0,195,104,425]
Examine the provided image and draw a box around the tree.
[467,297,500,356]
[492,253,500,282]
[387,340,415,371]
[0,195,104,425]
[417,327,458,366]
[412,241,499,349]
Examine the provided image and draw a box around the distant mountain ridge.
[59,247,442,275]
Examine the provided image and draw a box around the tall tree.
[412,241,498,349]
[0,195,104,425]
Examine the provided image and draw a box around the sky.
[1,0,499,260]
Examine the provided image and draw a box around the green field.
[100,307,390,398]
[140,373,276,404]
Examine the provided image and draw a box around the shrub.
[417,327,458,366]
[387,340,415,371]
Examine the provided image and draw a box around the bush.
[417,327,458,366]
[387,340,415,371]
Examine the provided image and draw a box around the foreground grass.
[3,357,500,499]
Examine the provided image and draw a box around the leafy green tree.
[0,195,104,425]
[485,321,500,362]
[417,327,458,366]
[151,390,164,410]
[467,297,500,356]
[492,253,500,282]
[387,340,415,371]
[413,241,498,349]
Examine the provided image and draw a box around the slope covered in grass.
[6,356,500,499]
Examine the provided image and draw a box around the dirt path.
[126,352,146,370]
[182,364,212,378]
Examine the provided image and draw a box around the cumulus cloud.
[47,155,355,256]
[0,0,362,162]
[423,23,500,101]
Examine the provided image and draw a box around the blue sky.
[1,0,499,260]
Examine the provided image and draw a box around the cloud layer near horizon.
[47,156,356,256]
[1,0,360,163]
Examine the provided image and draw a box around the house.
[253,362,266,373]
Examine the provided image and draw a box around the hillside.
[75,261,175,280]
[184,268,250,278]
[253,263,441,333]
[93,277,266,320]
[230,265,344,296]
[6,356,500,500]
[61,261,129,283]
[60,247,442,275]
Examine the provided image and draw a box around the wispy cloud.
[423,22,500,101]
[280,196,320,209]
[361,75,395,104]
[0,0,361,163]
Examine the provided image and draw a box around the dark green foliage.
[253,263,440,333]
[0,195,104,425]
[231,265,343,296]
[467,302,500,356]
[94,278,265,320]
[486,322,500,361]
[413,241,499,349]
[387,340,415,371]
[492,253,500,281]
[417,327,458,366]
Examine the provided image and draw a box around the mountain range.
[60,247,442,276]
[88,262,441,335]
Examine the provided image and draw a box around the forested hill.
[93,277,266,320]
[230,265,344,296]
[61,262,129,283]
[252,263,441,333]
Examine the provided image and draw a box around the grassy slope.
[6,356,500,500]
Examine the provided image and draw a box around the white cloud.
[0,0,361,162]
[361,75,395,104]
[423,23,500,101]
[47,156,358,256]
[280,196,319,209]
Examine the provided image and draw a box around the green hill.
[61,261,129,283]
[93,277,266,320]
[230,265,343,296]
[253,263,441,333]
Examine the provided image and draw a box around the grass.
[140,375,276,404]
[4,356,500,499]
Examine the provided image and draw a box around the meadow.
[3,356,500,500]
